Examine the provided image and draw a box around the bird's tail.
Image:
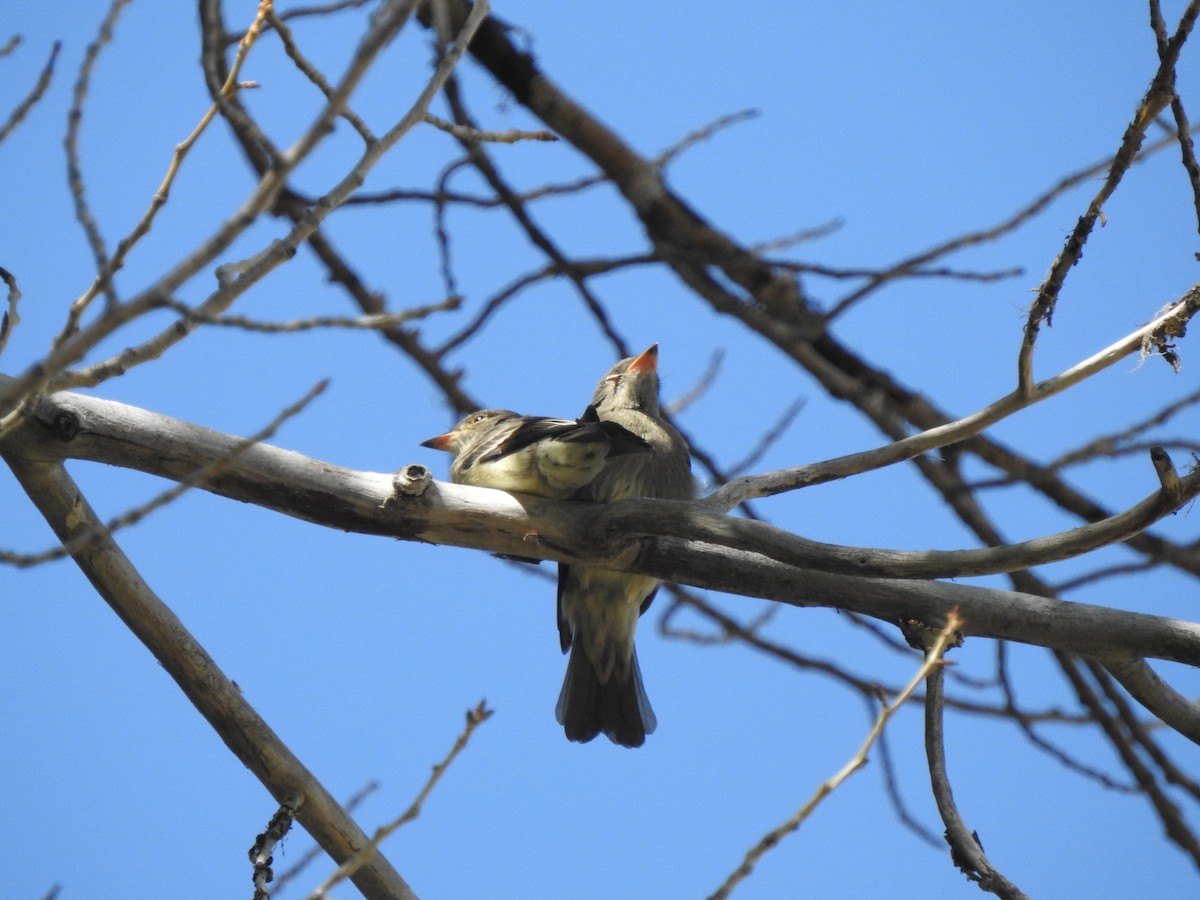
[555,643,657,748]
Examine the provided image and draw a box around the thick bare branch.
[422,0,1200,595]
[641,449,1199,580]
[0,454,416,900]
[0,380,328,567]
[926,653,1030,898]
[6,381,1200,669]
[1107,657,1200,745]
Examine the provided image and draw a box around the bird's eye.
[472,413,488,423]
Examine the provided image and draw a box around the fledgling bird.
[420,407,650,499]
[556,344,695,748]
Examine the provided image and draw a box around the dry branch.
[5,380,1200,674]
[0,453,415,900]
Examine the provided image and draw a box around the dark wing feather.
[582,403,652,457]
[556,563,573,653]
[475,416,579,463]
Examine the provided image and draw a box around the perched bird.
[420,407,650,500]
[556,344,695,748]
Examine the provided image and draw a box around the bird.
[420,407,651,500]
[556,344,695,747]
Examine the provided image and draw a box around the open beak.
[627,343,659,374]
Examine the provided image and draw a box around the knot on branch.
[50,410,79,442]
[900,615,964,654]
[1149,446,1181,500]
[382,464,433,507]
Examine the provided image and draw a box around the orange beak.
[628,343,659,374]
[420,432,455,451]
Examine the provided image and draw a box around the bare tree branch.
[925,645,1030,899]
[59,0,274,343]
[7,381,1200,672]
[0,267,21,359]
[158,296,461,333]
[1107,657,1200,745]
[249,793,303,900]
[711,287,1200,507]
[708,612,963,900]
[0,380,328,567]
[65,0,132,307]
[0,39,59,145]
[423,110,557,143]
[266,5,375,142]
[1018,0,1200,395]
[305,701,493,899]
[0,453,416,900]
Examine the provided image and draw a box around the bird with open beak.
[556,344,695,747]
[420,406,651,500]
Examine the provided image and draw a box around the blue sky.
[3,2,1200,898]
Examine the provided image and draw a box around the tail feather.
[556,643,656,748]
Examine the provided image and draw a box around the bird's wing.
[580,404,652,456]
[476,416,582,463]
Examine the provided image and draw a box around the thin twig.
[707,613,962,900]
[662,589,1088,724]
[725,398,805,477]
[653,108,760,168]
[66,0,133,308]
[712,286,1200,508]
[267,6,375,143]
[828,125,1197,320]
[996,645,1136,792]
[57,0,276,344]
[0,39,60,144]
[1018,0,1200,395]
[424,111,557,143]
[441,73,634,360]
[431,155,471,302]
[249,793,304,900]
[1151,0,1200,244]
[435,254,660,358]
[0,267,21,358]
[158,296,461,332]
[271,782,380,894]
[305,701,493,899]
[665,349,724,416]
